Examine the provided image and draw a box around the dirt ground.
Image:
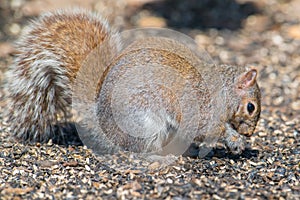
[0,0,299,199]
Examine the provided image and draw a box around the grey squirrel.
[5,9,261,156]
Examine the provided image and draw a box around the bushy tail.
[5,49,72,143]
[4,9,118,145]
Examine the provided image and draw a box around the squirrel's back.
[5,9,119,143]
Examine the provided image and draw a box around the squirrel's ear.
[237,67,257,89]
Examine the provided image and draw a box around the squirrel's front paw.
[224,134,246,155]
[224,123,246,155]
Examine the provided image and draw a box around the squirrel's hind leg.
[140,109,179,153]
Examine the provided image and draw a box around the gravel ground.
[0,0,299,199]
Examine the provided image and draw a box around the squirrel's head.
[230,67,261,137]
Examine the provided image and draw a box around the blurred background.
[0,0,299,63]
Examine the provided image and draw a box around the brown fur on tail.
[5,9,119,144]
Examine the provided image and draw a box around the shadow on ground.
[183,143,259,159]
[142,0,260,30]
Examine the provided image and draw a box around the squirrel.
[5,9,261,157]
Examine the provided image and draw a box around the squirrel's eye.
[247,102,255,115]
